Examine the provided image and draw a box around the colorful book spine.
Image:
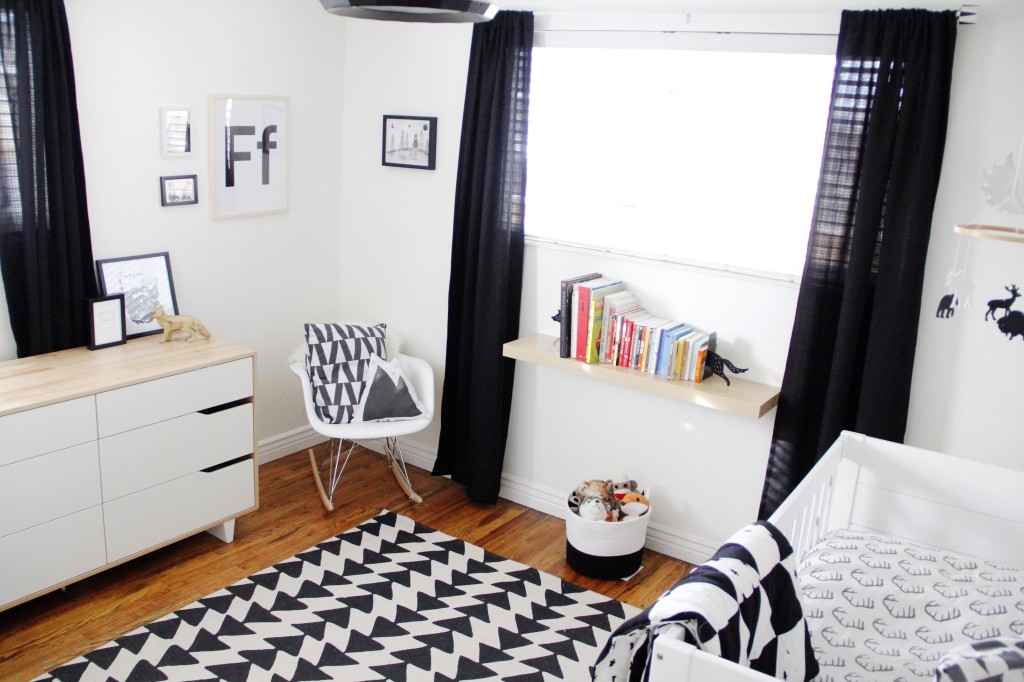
[656,324,692,376]
[575,278,618,360]
[559,273,601,358]
[619,317,637,367]
[585,297,605,364]
[584,283,625,363]
[575,283,595,361]
[610,305,642,366]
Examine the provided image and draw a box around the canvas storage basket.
[564,490,651,580]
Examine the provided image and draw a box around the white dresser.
[0,337,258,612]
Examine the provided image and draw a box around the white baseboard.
[357,437,437,474]
[257,426,325,465]
[257,427,716,564]
[498,472,717,566]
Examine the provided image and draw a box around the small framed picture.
[160,107,192,156]
[382,115,437,170]
[96,252,178,339]
[160,174,198,206]
[88,294,127,350]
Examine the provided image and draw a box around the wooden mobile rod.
[954,223,1024,244]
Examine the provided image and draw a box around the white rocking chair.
[289,354,434,510]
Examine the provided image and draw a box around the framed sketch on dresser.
[95,252,178,339]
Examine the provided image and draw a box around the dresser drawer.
[104,458,255,562]
[99,403,253,501]
[0,506,106,608]
[96,358,253,437]
[0,396,96,468]
[0,441,101,538]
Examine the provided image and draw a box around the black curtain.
[432,11,533,504]
[0,0,97,358]
[759,10,957,518]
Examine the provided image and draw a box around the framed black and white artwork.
[95,252,179,339]
[87,294,127,350]
[160,174,198,206]
[209,94,288,219]
[382,115,437,170]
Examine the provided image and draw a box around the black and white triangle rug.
[40,510,640,682]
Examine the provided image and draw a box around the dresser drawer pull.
[198,397,251,415]
[201,454,251,473]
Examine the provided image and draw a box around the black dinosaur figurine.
[705,351,748,386]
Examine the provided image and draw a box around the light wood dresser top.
[0,336,255,417]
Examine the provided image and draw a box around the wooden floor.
[0,445,693,681]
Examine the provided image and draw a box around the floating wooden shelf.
[503,334,780,419]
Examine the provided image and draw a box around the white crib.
[647,430,1024,681]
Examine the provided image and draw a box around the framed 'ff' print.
[209,94,288,219]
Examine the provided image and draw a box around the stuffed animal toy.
[619,491,650,518]
[610,474,639,500]
[620,491,649,507]
[574,479,620,520]
[578,496,610,521]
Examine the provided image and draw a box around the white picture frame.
[208,94,288,219]
[160,107,192,157]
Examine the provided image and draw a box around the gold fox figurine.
[151,305,211,343]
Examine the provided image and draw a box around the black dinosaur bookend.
[705,351,748,387]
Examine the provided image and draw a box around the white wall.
[5,0,349,451]
[335,20,472,462]
[906,1,1024,471]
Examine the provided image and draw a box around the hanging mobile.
[934,234,973,319]
[943,136,1024,326]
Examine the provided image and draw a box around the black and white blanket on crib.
[592,521,819,682]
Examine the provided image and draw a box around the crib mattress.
[797,529,1024,682]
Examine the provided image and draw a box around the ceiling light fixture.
[320,0,498,23]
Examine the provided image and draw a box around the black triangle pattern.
[41,511,638,681]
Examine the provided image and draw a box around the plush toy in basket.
[569,475,650,523]
[566,474,652,579]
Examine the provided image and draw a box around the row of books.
[558,273,717,382]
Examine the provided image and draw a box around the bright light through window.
[524,47,836,280]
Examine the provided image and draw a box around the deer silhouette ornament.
[985,284,1019,321]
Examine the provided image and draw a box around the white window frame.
[526,13,839,284]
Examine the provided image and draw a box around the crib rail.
[649,637,776,681]
[768,433,858,562]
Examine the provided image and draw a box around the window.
[524,45,836,280]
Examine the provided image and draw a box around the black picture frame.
[160,174,198,206]
[382,115,437,170]
[95,252,179,339]
[87,293,128,350]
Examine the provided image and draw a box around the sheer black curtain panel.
[759,9,957,518]
[0,0,97,358]
[432,10,533,503]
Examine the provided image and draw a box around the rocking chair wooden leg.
[308,446,335,512]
